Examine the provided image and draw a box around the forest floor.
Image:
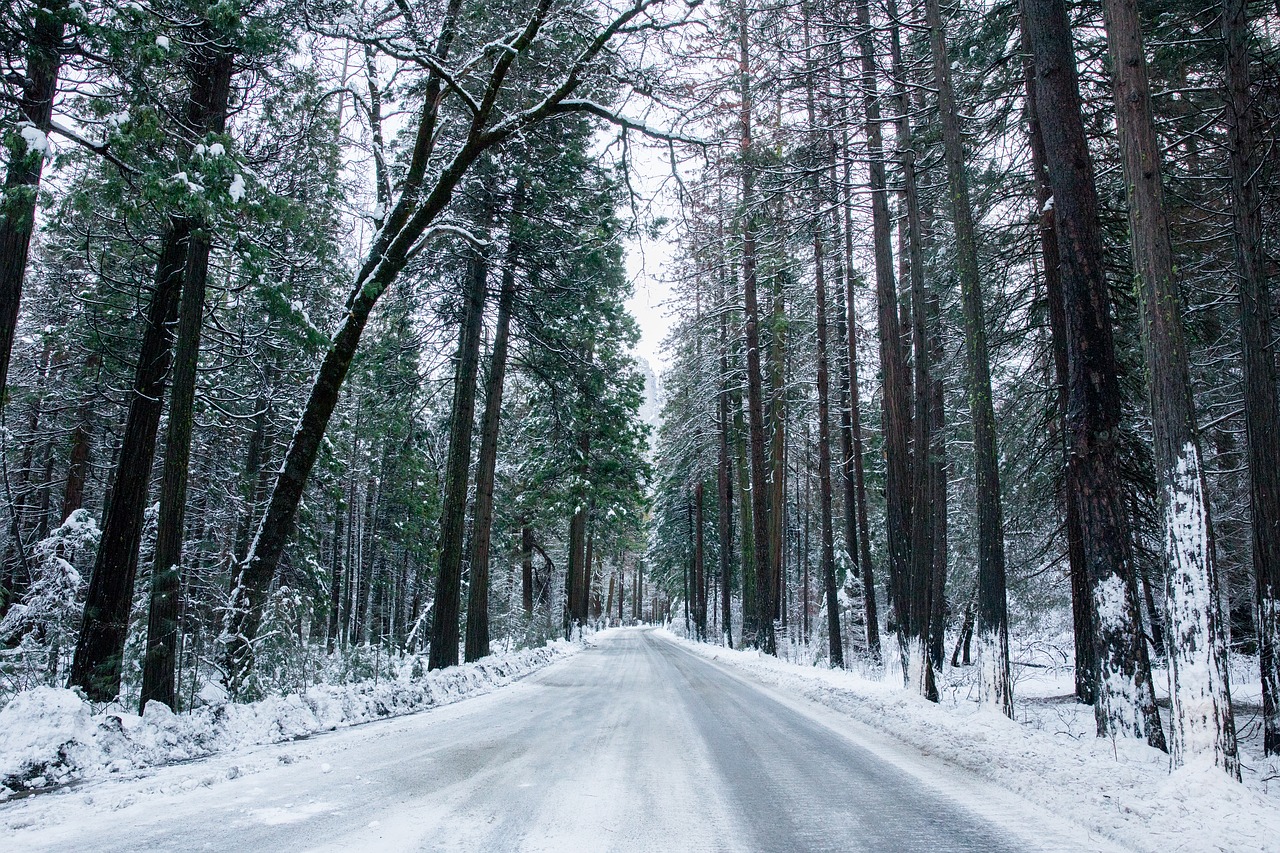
[0,627,1236,852]
[668,628,1278,853]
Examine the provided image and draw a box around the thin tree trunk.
[521,523,534,615]
[328,505,343,653]
[890,0,939,698]
[1099,0,1237,774]
[1021,0,1166,749]
[923,0,1012,715]
[1223,0,1280,757]
[60,385,94,523]
[694,481,705,640]
[838,132,880,663]
[803,4,842,667]
[717,254,735,648]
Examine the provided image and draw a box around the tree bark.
[717,251,735,648]
[739,0,775,654]
[521,523,534,615]
[1099,0,1237,774]
[465,188,522,662]
[853,0,910,671]
[924,0,1011,714]
[803,4,842,667]
[1021,0,1166,749]
[0,0,64,403]
[69,228,187,700]
[138,37,236,706]
[1018,11,1096,705]
[1223,0,1280,757]
[428,236,490,670]
[694,481,706,639]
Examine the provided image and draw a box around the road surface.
[4,628,1124,852]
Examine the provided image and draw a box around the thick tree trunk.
[428,240,489,670]
[1099,0,1237,774]
[854,0,911,671]
[1019,12,1096,705]
[68,228,187,700]
[1021,0,1166,749]
[0,1,64,403]
[140,217,222,711]
[739,0,775,654]
[1223,0,1280,757]
[924,0,1012,715]
[465,203,520,662]
[139,37,235,704]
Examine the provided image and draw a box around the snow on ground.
[663,629,1279,853]
[0,640,577,798]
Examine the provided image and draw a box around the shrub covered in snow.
[0,640,575,796]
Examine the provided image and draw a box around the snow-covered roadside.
[663,629,1279,853]
[0,640,578,798]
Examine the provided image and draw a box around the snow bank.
[666,631,1279,853]
[0,641,575,797]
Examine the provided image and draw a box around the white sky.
[620,139,686,375]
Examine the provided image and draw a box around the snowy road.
[5,628,1126,852]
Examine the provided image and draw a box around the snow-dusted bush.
[0,640,577,795]
[0,510,99,695]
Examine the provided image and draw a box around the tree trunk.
[924,0,1011,715]
[717,257,735,648]
[1100,0,1237,774]
[521,523,534,615]
[854,0,910,671]
[140,199,225,711]
[60,388,94,524]
[465,190,521,662]
[889,0,939,697]
[1223,0,1280,757]
[739,0,775,654]
[1018,11,1096,705]
[428,236,490,670]
[837,128,881,663]
[0,1,64,403]
[694,481,706,640]
[1021,0,1166,749]
[328,506,343,653]
[803,5,842,667]
[69,229,187,700]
